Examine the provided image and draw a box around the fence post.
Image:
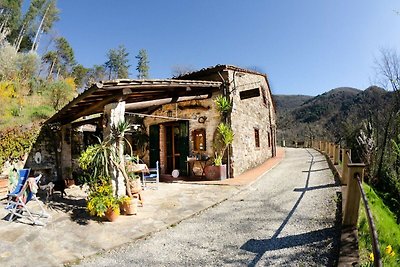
[343,163,366,226]
[330,143,335,158]
[341,149,351,185]
[334,144,340,165]
[319,141,322,150]
[328,143,331,157]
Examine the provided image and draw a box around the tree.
[171,64,194,77]
[135,48,149,79]
[44,78,75,110]
[31,0,59,52]
[104,45,130,79]
[0,0,22,45]
[42,37,75,79]
[71,64,88,90]
[86,64,107,85]
[373,48,400,181]
[14,0,46,51]
[54,37,75,76]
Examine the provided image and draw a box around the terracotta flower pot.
[105,208,119,222]
[122,198,138,215]
[204,165,227,180]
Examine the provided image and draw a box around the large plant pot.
[121,198,138,215]
[204,165,227,180]
[130,179,142,194]
[105,208,119,222]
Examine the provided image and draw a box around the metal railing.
[346,151,382,267]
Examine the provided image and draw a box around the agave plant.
[214,95,232,116]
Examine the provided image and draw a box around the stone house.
[25,65,276,184]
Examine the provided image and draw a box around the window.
[254,128,260,148]
[192,129,206,151]
[240,88,260,100]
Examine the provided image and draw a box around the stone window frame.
[254,128,260,148]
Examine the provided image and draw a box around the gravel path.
[75,148,341,266]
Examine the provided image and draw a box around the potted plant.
[86,178,120,221]
[205,123,234,180]
[79,121,143,218]
[119,195,138,215]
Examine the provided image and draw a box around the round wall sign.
[34,152,42,164]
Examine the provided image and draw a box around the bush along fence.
[311,140,382,267]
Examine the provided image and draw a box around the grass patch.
[358,183,400,266]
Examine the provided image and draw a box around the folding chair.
[143,161,159,189]
[5,171,49,226]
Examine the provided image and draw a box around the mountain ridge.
[274,86,391,145]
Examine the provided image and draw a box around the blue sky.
[43,0,400,95]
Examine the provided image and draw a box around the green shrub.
[0,125,40,173]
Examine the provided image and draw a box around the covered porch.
[44,79,222,184]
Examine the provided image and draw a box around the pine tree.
[31,0,59,52]
[135,48,149,79]
[104,45,130,79]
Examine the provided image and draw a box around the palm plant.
[213,122,234,166]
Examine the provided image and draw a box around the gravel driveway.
[75,148,341,266]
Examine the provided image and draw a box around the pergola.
[46,79,222,196]
[47,79,222,125]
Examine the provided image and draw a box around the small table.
[187,158,209,178]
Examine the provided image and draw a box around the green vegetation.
[136,48,150,79]
[1,1,153,174]
[86,177,120,217]
[212,96,234,166]
[214,95,232,119]
[358,183,400,266]
[0,124,40,173]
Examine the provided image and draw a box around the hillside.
[274,86,390,146]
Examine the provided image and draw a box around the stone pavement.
[0,148,284,267]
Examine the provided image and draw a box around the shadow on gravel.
[301,167,331,173]
[240,149,341,267]
[293,182,337,192]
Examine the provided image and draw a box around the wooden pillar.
[104,101,126,197]
[159,124,166,175]
[342,149,351,185]
[343,163,365,226]
[334,144,340,165]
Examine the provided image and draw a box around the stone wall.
[143,94,221,175]
[24,125,60,183]
[228,71,276,176]
[141,68,277,178]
